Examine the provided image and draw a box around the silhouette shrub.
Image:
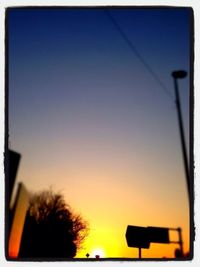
[19,189,88,259]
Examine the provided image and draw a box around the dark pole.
[177,227,184,256]
[171,70,190,200]
[138,247,142,259]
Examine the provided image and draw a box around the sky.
[8,7,192,258]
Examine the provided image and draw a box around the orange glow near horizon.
[9,163,190,259]
[15,169,189,259]
[71,171,190,259]
[75,198,190,259]
[76,224,190,259]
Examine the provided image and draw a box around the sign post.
[138,247,141,259]
[169,227,184,256]
[125,225,184,258]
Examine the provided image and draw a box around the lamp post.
[171,70,190,200]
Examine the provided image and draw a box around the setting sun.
[91,248,105,258]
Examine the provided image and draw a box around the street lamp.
[171,70,190,201]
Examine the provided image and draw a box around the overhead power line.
[104,9,173,99]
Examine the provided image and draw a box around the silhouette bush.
[19,189,88,259]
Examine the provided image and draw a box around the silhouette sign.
[126,225,184,258]
[126,225,170,249]
[147,226,169,244]
[126,225,150,249]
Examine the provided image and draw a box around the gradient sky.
[8,7,191,258]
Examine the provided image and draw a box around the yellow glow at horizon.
[18,150,190,259]
[76,222,189,258]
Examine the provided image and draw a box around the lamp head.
[172,70,187,79]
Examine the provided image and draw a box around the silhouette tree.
[19,189,88,259]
